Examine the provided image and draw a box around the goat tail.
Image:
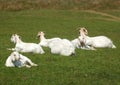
[112,45,116,48]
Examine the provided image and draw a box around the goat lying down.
[79,27,116,50]
[37,31,61,47]
[71,38,81,49]
[5,51,37,68]
[48,39,75,56]
[9,34,45,54]
[37,31,75,56]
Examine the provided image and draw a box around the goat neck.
[40,34,46,42]
[15,35,22,43]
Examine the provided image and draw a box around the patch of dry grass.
[0,0,119,11]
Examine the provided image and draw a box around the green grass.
[0,9,120,85]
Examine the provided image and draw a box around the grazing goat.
[9,34,45,54]
[79,27,116,50]
[37,31,75,56]
[5,51,37,68]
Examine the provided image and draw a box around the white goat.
[9,34,45,54]
[37,32,75,56]
[71,38,93,50]
[37,31,61,47]
[71,38,81,49]
[5,51,38,68]
[79,27,116,50]
[47,39,75,56]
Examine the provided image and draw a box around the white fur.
[37,32,75,56]
[37,32,61,47]
[61,39,75,56]
[79,27,116,50]
[10,34,45,54]
[49,39,75,56]
[71,38,81,49]
[5,51,38,68]
[71,38,92,50]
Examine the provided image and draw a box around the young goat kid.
[5,51,37,68]
[9,34,45,54]
[79,27,116,50]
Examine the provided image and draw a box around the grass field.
[0,9,120,85]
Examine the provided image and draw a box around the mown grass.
[0,9,120,85]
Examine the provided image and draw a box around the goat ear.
[85,30,88,35]
[84,29,88,35]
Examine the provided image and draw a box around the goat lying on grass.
[79,27,116,50]
[49,39,75,56]
[5,51,38,68]
[37,31,61,47]
[8,34,45,54]
[71,38,81,49]
[37,31,75,56]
